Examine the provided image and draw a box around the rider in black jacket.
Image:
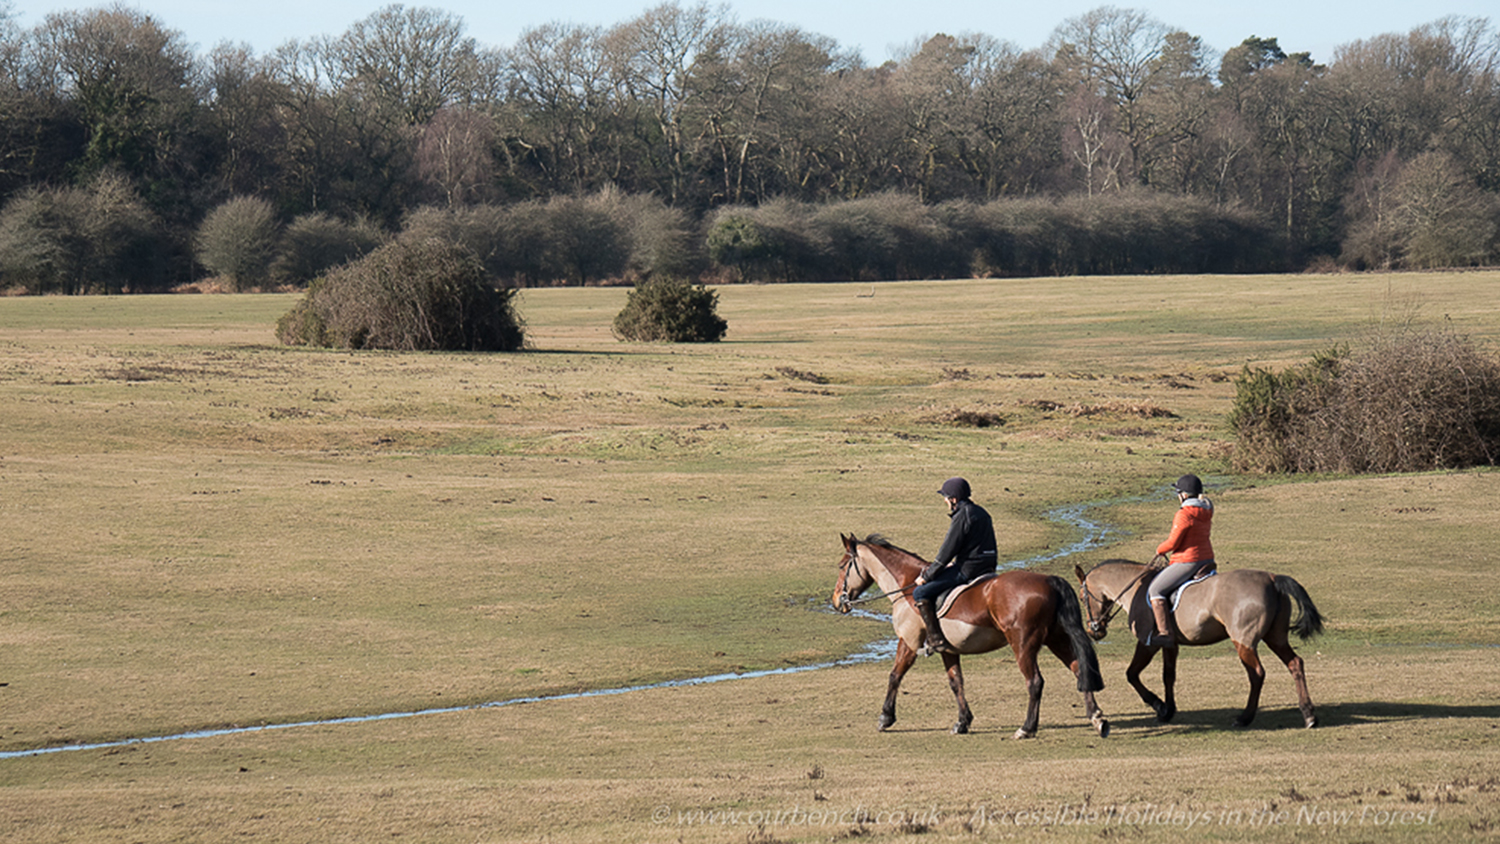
[913,477,998,654]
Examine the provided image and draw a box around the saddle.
[934,572,998,617]
[1129,564,1217,645]
[1146,564,1218,611]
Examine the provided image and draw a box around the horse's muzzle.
[1086,621,1108,640]
[833,593,852,614]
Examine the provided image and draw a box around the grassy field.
[1,273,1498,842]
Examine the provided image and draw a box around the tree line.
[1,1,1498,292]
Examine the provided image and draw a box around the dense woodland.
[1,1,1499,292]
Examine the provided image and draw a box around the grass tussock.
[1021,399,1178,419]
[921,407,1008,428]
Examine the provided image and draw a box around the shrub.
[613,276,727,343]
[1226,347,1346,473]
[270,213,385,287]
[706,213,773,281]
[542,194,630,284]
[616,191,698,281]
[276,238,524,351]
[0,172,165,294]
[1230,327,1500,473]
[404,191,682,287]
[194,196,280,290]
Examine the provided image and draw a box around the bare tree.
[1049,6,1175,185]
[203,43,292,199]
[1061,85,1129,195]
[689,21,842,204]
[326,4,484,126]
[1394,151,1498,268]
[959,37,1062,198]
[501,21,622,193]
[606,1,734,204]
[414,107,495,206]
[1339,150,1405,268]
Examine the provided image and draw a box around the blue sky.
[8,0,1496,65]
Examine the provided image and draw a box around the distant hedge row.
[707,192,1280,282]
[2,180,1283,293]
[407,189,1280,285]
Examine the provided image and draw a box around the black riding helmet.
[938,477,972,500]
[1173,474,1203,496]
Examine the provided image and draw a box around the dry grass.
[2,273,1499,842]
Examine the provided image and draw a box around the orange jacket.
[1156,499,1214,563]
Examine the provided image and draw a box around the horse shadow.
[1106,700,1500,733]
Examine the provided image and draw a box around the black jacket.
[924,499,998,581]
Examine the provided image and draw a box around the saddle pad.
[1170,569,1217,612]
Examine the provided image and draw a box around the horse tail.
[1048,574,1105,693]
[1274,575,1325,640]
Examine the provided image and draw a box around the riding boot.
[916,599,957,655]
[1148,599,1176,647]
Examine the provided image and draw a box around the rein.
[1082,565,1157,634]
[836,545,918,610]
[844,582,917,606]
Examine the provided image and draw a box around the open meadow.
[2,273,1499,842]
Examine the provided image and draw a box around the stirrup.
[918,636,956,657]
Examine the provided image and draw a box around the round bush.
[276,238,524,351]
[613,277,727,343]
[195,196,279,291]
[270,213,385,287]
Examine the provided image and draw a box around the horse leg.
[1011,646,1044,739]
[941,653,974,735]
[1125,645,1171,722]
[1046,635,1110,738]
[879,639,919,731]
[1159,645,1178,724]
[1267,639,1317,728]
[1233,641,1267,727]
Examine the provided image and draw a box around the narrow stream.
[0,497,1131,761]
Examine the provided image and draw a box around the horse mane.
[860,533,927,563]
[1084,558,1147,575]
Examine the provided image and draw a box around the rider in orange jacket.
[1146,474,1215,647]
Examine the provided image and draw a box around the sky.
[7,0,1497,66]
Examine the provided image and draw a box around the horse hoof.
[1013,728,1036,740]
[1305,715,1318,729]
[1095,718,1111,739]
[952,722,970,735]
[877,715,895,732]
[1233,715,1254,728]
[1154,708,1175,724]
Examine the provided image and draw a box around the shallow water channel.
[1,498,1131,760]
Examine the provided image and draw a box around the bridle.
[834,542,916,612]
[1079,565,1155,637]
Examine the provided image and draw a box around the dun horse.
[832,533,1109,739]
[1075,560,1323,728]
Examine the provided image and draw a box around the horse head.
[1075,560,1153,640]
[1075,563,1116,640]
[832,533,873,614]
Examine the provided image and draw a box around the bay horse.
[1074,560,1323,729]
[832,533,1108,739]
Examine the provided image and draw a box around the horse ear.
[1074,564,1087,583]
